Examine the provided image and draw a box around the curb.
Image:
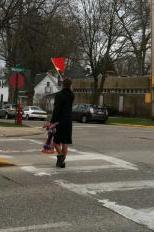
[0,132,44,138]
[109,123,154,129]
[0,131,44,137]
[0,127,44,138]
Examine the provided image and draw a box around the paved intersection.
[0,124,154,231]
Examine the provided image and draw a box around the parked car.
[23,106,47,120]
[72,104,108,123]
[104,105,119,116]
[0,104,16,119]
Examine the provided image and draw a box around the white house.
[0,76,9,104]
[33,72,60,111]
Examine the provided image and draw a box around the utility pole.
[151,0,154,118]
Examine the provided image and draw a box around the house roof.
[34,73,47,86]
[34,75,52,89]
[34,72,60,93]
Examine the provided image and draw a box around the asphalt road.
[0,123,154,231]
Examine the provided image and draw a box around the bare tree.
[0,0,21,31]
[69,0,102,91]
[0,0,70,104]
[0,0,67,65]
[115,0,150,75]
[69,0,123,103]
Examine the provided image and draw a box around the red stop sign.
[9,73,25,89]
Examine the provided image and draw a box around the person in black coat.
[50,78,75,168]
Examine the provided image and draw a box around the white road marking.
[0,138,43,144]
[0,155,13,159]
[55,179,154,195]
[140,207,154,213]
[99,199,154,231]
[56,180,154,230]
[51,154,112,161]
[20,148,138,176]
[0,149,41,153]
[0,138,137,171]
[51,152,138,171]
[21,164,118,176]
[0,222,72,232]
[28,139,43,145]
[75,151,138,170]
[20,166,52,176]
[0,139,26,141]
[2,138,154,230]
[20,165,111,176]
[68,148,79,153]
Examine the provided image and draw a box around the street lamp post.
[151,0,154,118]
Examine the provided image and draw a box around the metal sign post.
[11,65,27,125]
[151,0,154,118]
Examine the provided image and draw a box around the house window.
[45,82,52,94]
[0,94,3,103]
[0,80,3,88]
[47,82,50,87]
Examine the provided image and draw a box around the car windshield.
[31,106,42,111]
[72,105,78,111]
[91,105,104,112]
[4,104,16,109]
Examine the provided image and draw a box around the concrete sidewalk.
[0,126,43,137]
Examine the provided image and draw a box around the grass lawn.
[108,117,154,126]
[0,121,28,127]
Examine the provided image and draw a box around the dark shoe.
[56,155,61,167]
[60,161,65,168]
[56,155,65,168]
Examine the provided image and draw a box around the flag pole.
[51,58,64,82]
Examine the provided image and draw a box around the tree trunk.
[92,78,99,105]
[136,51,144,76]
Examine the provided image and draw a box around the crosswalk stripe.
[74,151,138,170]
[51,151,138,171]
[0,138,26,141]
[21,166,52,176]
[21,149,138,175]
[0,222,72,232]
[55,179,154,195]
[2,138,153,230]
[55,180,154,230]
[0,149,41,153]
[21,164,119,176]
[99,199,154,231]
[0,155,13,159]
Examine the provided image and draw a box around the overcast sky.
[0,59,5,68]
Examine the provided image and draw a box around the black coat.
[51,88,75,144]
